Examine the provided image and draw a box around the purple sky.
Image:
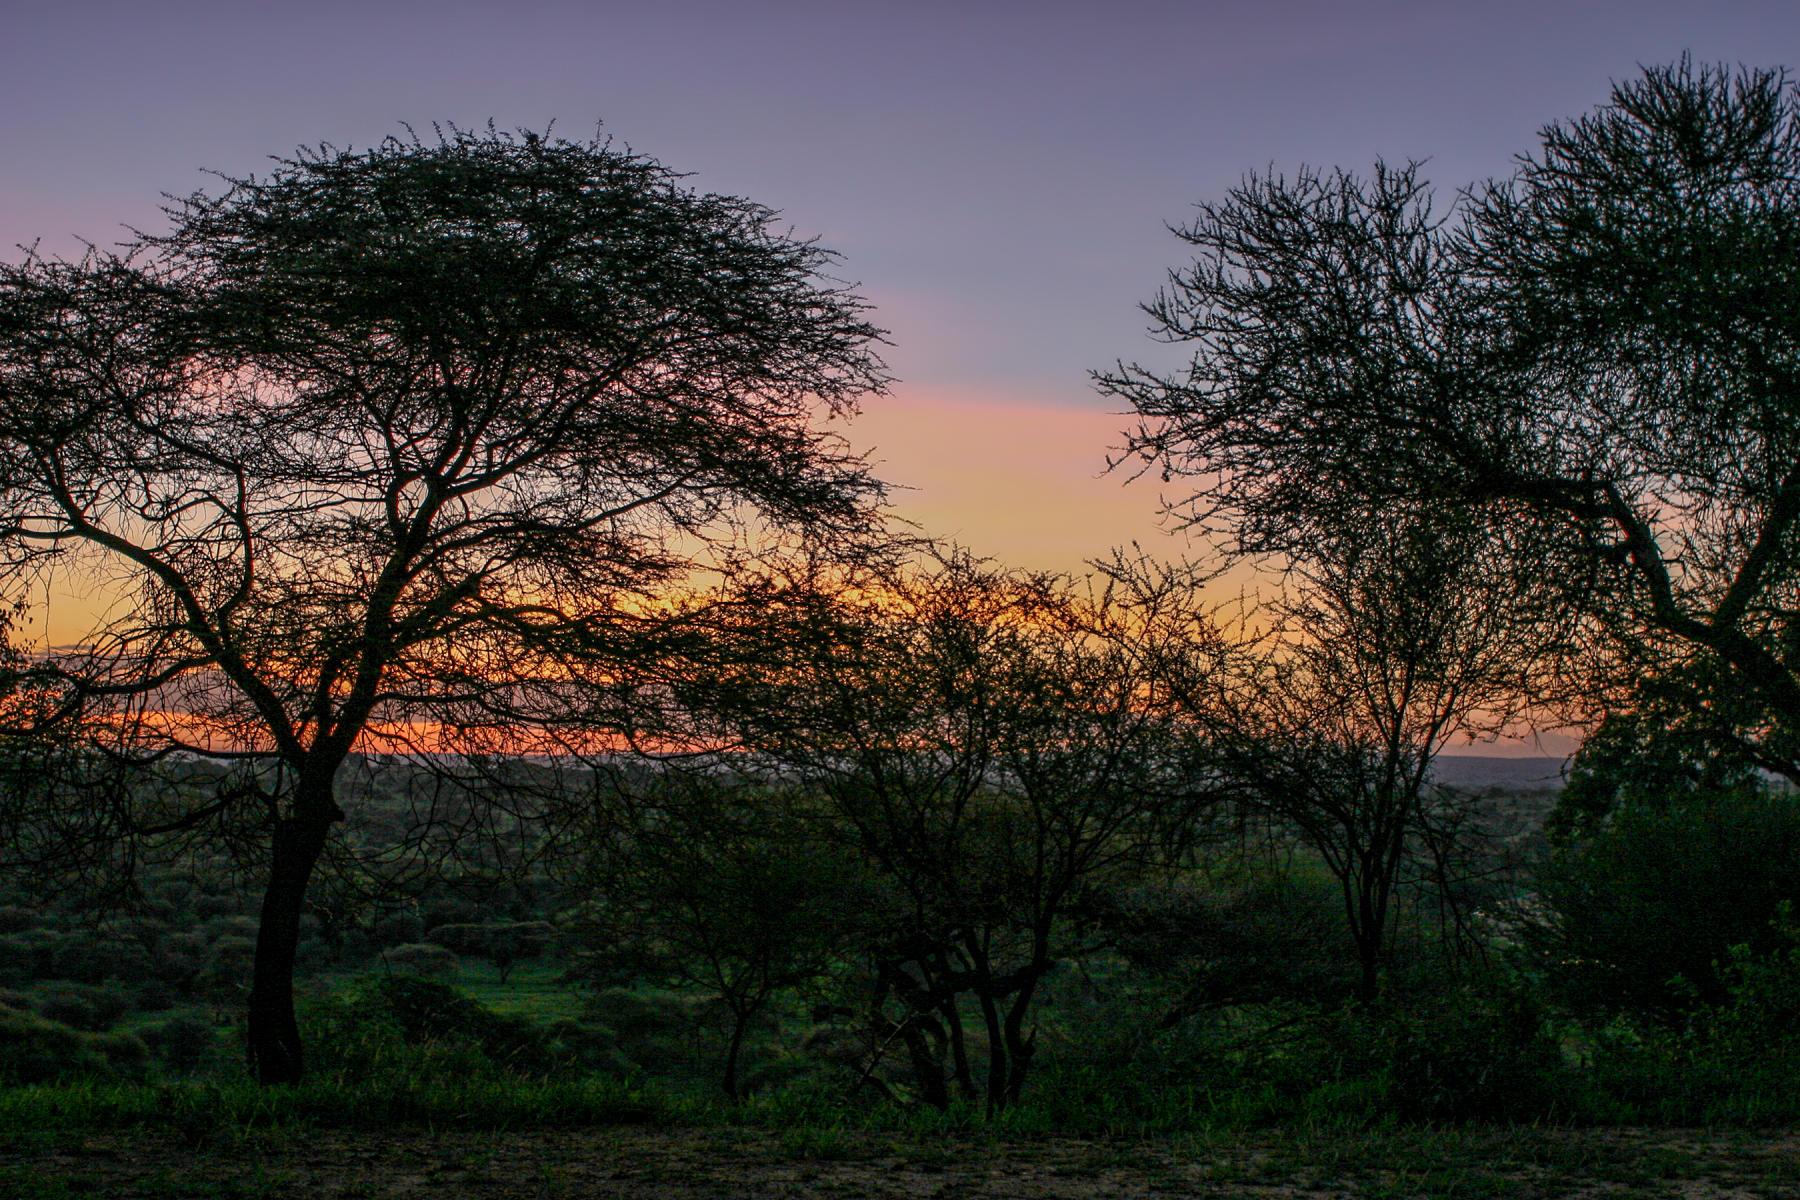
[9,2,1796,397]
[6,0,1796,754]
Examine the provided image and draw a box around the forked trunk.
[977,987,1007,1115]
[247,776,341,1085]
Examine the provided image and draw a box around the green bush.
[0,1001,148,1085]
[202,915,262,943]
[131,976,176,1012]
[301,975,594,1083]
[426,921,553,958]
[33,981,132,1032]
[1097,873,1354,1014]
[1528,783,1800,1017]
[1711,906,1800,1039]
[140,1015,219,1075]
[46,936,152,986]
[581,985,731,1082]
[380,942,460,978]
[1311,988,1563,1123]
[0,930,54,985]
[1015,959,1570,1130]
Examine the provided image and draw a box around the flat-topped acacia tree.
[0,127,888,1083]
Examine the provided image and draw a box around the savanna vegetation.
[3,57,1800,1199]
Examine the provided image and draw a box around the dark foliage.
[1526,782,1800,1015]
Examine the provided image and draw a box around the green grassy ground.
[452,960,586,1023]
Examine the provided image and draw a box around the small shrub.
[202,915,261,943]
[0,1003,148,1085]
[370,909,425,947]
[581,986,727,1080]
[1709,904,1800,1040]
[46,936,151,986]
[381,942,460,979]
[1338,990,1562,1123]
[140,1015,218,1075]
[194,891,249,920]
[0,930,54,986]
[34,982,131,1032]
[197,936,255,1017]
[303,975,570,1082]
[539,1018,632,1077]
[425,922,552,981]
[132,976,176,1012]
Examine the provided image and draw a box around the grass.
[453,959,586,1023]
[0,1074,666,1135]
[6,1008,1800,1198]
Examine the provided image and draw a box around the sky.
[6,0,1799,756]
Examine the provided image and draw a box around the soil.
[6,1125,1800,1199]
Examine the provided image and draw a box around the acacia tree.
[1467,59,1800,777]
[1212,504,1548,1002]
[699,552,1223,1111]
[0,128,888,1083]
[1098,60,1800,782]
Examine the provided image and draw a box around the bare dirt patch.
[6,1125,1800,1199]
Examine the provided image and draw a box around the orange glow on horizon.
[93,710,705,760]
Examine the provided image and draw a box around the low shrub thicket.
[300,976,626,1085]
[9,776,1800,1130]
[0,1000,148,1086]
[7,961,1800,1131]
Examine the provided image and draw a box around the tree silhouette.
[1214,504,1547,1001]
[0,127,888,1083]
[1099,60,1800,782]
[691,551,1223,1110]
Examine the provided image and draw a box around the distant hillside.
[1430,755,1568,793]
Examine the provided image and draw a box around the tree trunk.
[721,996,763,1101]
[872,961,951,1108]
[976,986,1008,1115]
[1353,867,1386,1005]
[246,775,341,1085]
[1355,933,1381,1005]
[900,1015,950,1109]
[941,992,975,1100]
[1001,959,1045,1106]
